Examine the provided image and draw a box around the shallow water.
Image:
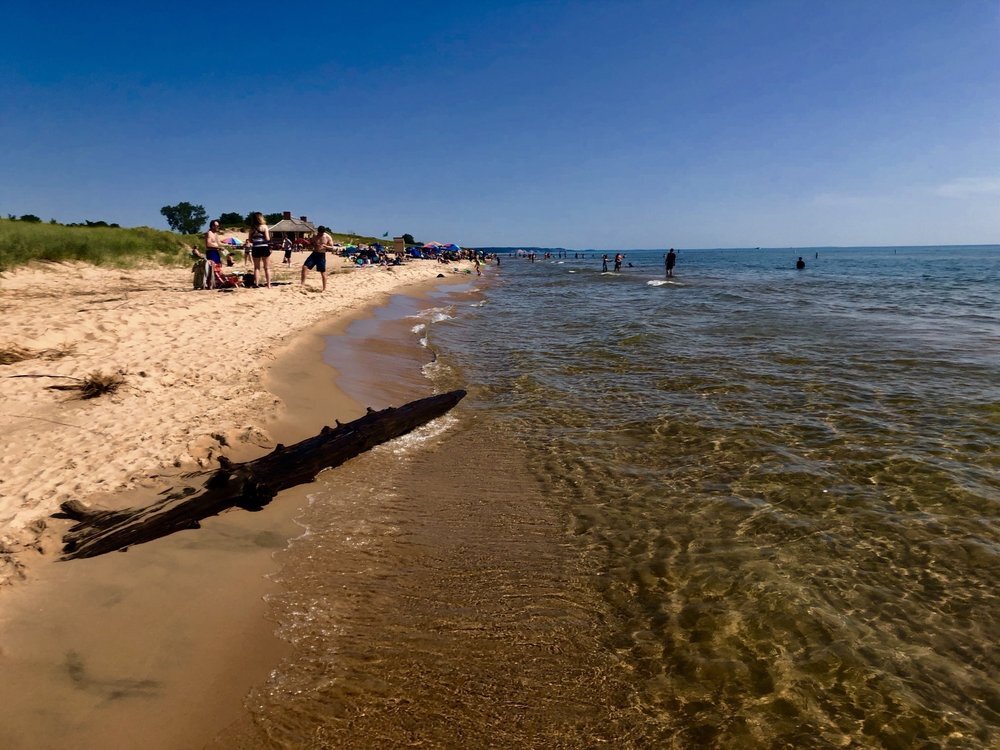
[236,247,1000,748]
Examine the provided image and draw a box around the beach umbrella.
[443,243,461,251]
[421,242,443,249]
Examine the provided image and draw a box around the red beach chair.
[211,262,244,289]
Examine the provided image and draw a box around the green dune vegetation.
[0,219,195,273]
[0,218,395,274]
[329,231,387,246]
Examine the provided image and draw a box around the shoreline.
[0,256,485,748]
[0,255,477,584]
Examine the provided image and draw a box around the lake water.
[231,246,1000,748]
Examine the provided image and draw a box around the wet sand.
[206,280,646,748]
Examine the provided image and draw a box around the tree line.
[159,203,291,235]
[6,203,419,244]
[4,214,121,228]
[159,203,420,245]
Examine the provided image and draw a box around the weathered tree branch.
[57,390,466,559]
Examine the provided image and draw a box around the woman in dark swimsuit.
[249,212,272,287]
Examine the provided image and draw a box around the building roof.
[269,218,316,234]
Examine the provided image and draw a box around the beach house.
[269,212,316,245]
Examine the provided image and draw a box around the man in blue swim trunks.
[204,220,227,264]
[302,225,334,291]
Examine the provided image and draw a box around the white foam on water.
[431,312,453,323]
[421,358,452,380]
[411,323,426,334]
[409,305,453,321]
[419,337,428,348]
[377,413,460,456]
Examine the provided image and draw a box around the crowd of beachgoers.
[192,212,490,292]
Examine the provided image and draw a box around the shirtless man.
[302,225,334,291]
[204,220,226,264]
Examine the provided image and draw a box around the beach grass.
[0,220,194,272]
[329,231,388,246]
[47,370,126,399]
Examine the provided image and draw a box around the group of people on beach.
[194,214,363,291]
[243,212,338,290]
[195,215,494,292]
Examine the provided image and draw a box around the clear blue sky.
[2,1,998,248]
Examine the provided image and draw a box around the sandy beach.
[0,254,473,585]
[0,252,483,748]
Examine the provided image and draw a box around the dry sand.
[0,253,473,584]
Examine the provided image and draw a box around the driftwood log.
[57,389,466,560]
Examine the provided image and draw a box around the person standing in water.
[665,248,677,278]
[602,254,609,272]
[614,253,623,272]
[796,257,806,270]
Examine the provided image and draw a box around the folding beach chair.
[210,262,244,289]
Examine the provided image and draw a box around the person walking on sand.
[302,225,334,291]
[665,248,676,278]
[249,213,272,287]
[282,236,293,264]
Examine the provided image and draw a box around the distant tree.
[85,220,109,227]
[49,218,58,224]
[160,202,208,234]
[244,211,284,227]
[402,233,415,245]
[19,214,42,223]
[218,212,244,227]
